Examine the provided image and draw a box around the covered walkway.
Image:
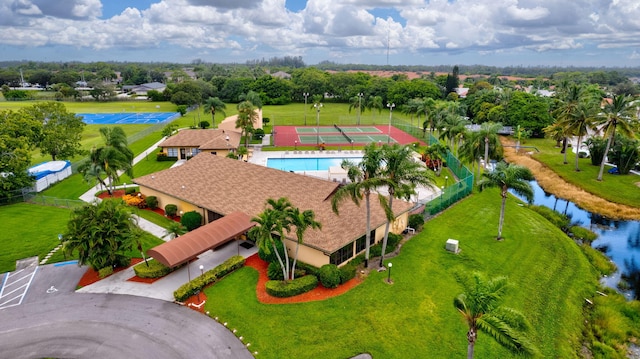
[148,211,254,268]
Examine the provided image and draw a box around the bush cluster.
[122,193,146,208]
[528,205,570,230]
[369,232,403,257]
[156,152,178,161]
[267,261,284,280]
[568,226,598,243]
[339,263,357,283]
[408,214,425,231]
[318,264,341,288]
[133,259,172,278]
[180,211,202,231]
[98,266,113,278]
[125,187,138,195]
[145,196,158,209]
[165,204,178,217]
[173,255,245,302]
[265,275,318,298]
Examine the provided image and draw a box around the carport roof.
[148,211,254,268]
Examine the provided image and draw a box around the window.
[192,148,200,156]
[330,242,354,266]
[355,230,376,253]
[167,148,178,157]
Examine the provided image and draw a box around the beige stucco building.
[157,129,242,160]
[134,153,413,267]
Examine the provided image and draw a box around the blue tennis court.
[78,112,180,124]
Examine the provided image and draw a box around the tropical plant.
[477,122,504,170]
[378,144,434,267]
[348,93,366,125]
[477,162,534,240]
[332,143,389,268]
[163,221,187,240]
[561,97,599,171]
[249,197,294,280]
[239,90,263,109]
[366,95,384,124]
[77,127,133,195]
[202,97,226,128]
[236,100,259,148]
[454,272,537,359]
[418,97,437,136]
[180,211,203,231]
[287,207,321,279]
[608,134,640,174]
[584,137,607,166]
[594,94,637,181]
[62,199,140,270]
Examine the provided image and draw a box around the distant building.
[157,129,241,160]
[122,82,166,95]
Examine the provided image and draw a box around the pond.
[513,181,640,300]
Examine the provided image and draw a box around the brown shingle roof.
[134,153,413,254]
[158,129,241,150]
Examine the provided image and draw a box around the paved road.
[0,263,253,359]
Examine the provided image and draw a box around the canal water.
[513,181,639,300]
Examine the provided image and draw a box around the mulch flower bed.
[77,258,144,287]
[96,190,181,222]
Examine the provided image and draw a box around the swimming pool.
[267,157,362,171]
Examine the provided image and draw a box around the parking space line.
[0,266,38,310]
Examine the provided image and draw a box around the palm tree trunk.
[498,187,507,239]
[484,136,489,169]
[379,194,394,268]
[467,328,477,359]
[364,191,371,268]
[574,135,583,171]
[292,243,300,280]
[597,131,615,181]
[271,241,288,280]
[562,137,568,164]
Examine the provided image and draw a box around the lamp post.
[387,262,393,283]
[351,139,354,150]
[198,264,204,302]
[314,102,323,147]
[387,103,395,144]
[357,92,363,125]
[445,175,449,187]
[294,140,298,150]
[303,93,309,125]
[440,186,445,209]
[123,183,126,194]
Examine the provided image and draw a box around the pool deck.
[249,148,439,205]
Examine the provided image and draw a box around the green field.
[204,189,597,359]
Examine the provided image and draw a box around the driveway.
[0,262,253,359]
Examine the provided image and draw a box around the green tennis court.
[298,134,392,144]
[295,126,381,134]
[274,125,419,147]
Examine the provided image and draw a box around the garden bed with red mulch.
[77,258,144,288]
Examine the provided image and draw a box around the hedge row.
[173,255,245,302]
[133,259,173,278]
[265,275,318,297]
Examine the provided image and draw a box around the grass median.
[203,188,597,359]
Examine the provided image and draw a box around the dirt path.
[500,137,640,220]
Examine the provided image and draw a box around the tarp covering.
[28,161,72,192]
[147,211,254,268]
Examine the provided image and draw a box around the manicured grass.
[0,100,178,113]
[525,138,640,208]
[41,173,93,200]
[134,208,177,229]
[203,189,597,359]
[0,203,71,273]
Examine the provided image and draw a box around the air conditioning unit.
[446,239,459,254]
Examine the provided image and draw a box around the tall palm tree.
[203,97,226,128]
[236,101,259,148]
[332,143,389,268]
[477,162,534,240]
[594,94,637,181]
[239,90,263,109]
[78,127,133,195]
[378,144,434,267]
[348,94,366,125]
[249,198,294,280]
[454,272,536,359]
[418,97,437,136]
[367,95,384,124]
[477,122,503,170]
[401,98,421,130]
[559,97,599,171]
[163,222,187,240]
[552,84,582,164]
[287,207,321,279]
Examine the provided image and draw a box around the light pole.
[303,92,309,125]
[351,139,354,150]
[314,102,323,147]
[440,186,445,209]
[198,264,204,302]
[294,140,298,150]
[387,262,393,283]
[357,92,363,125]
[387,103,395,144]
[445,175,449,187]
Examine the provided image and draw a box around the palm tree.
[163,222,187,240]
[594,94,637,181]
[418,97,436,136]
[559,97,599,171]
[203,97,226,128]
[477,122,503,170]
[348,94,365,125]
[477,162,534,240]
[78,127,133,195]
[378,144,434,267]
[332,143,388,268]
[454,272,536,359]
[62,199,140,270]
[236,101,259,148]
[287,207,321,279]
[401,98,421,130]
[552,84,582,164]
[249,198,294,280]
[367,95,384,124]
[239,90,263,109]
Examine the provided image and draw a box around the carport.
[148,211,255,268]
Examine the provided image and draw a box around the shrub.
[528,205,570,230]
[133,259,172,278]
[98,266,113,278]
[173,255,245,302]
[199,120,210,129]
[145,196,158,209]
[253,128,265,140]
[580,244,616,276]
[295,261,320,277]
[408,214,425,231]
[125,187,138,195]
[122,194,146,208]
[257,239,285,263]
[267,261,284,280]
[180,211,202,231]
[569,226,598,243]
[369,233,402,257]
[318,264,341,288]
[165,204,178,217]
[339,263,357,283]
[265,275,318,298]
[156,152,178,161]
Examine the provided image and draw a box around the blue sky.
[1,0,639,67]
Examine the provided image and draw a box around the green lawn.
[525,138,640,208]
[204,189,597,359]
[0,203,71,273]
[0,202,165,272]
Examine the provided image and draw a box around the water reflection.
[513,181,640,300]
